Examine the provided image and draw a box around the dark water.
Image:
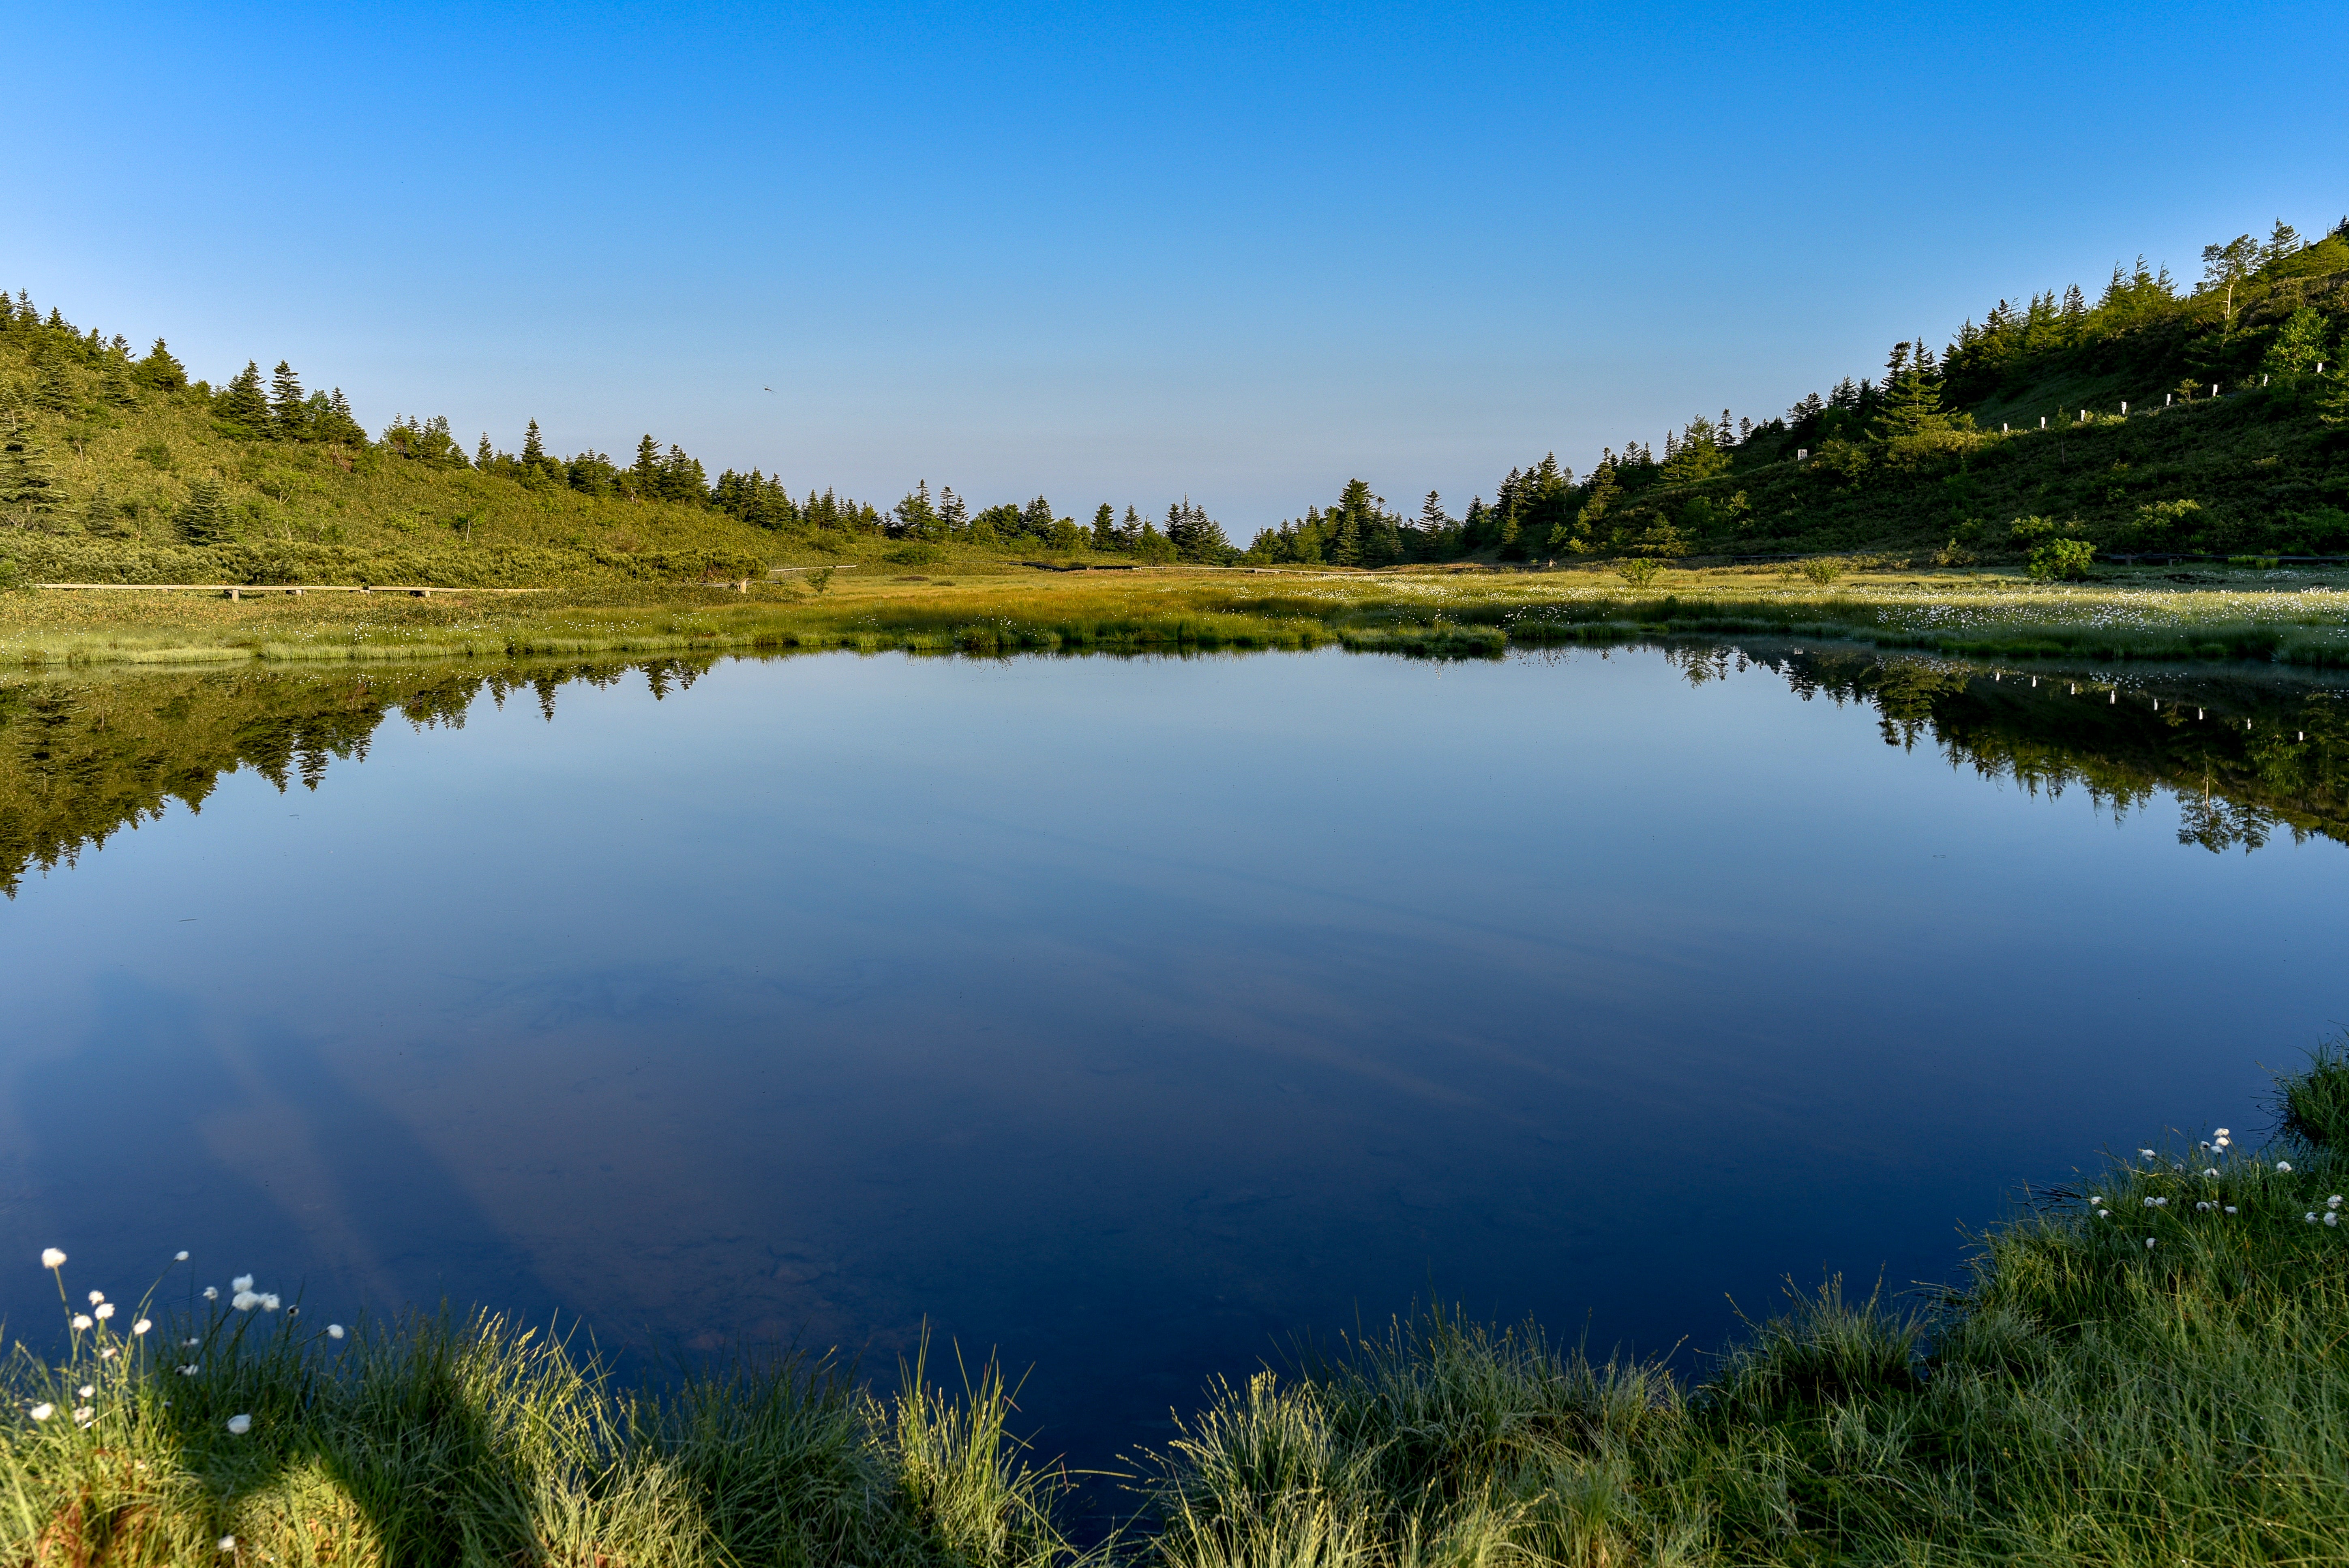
[2,644,2344,1474]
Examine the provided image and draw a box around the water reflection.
[7,644,2343,896]
[1,643,2343,1480]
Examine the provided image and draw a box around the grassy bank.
[7,558,2349,670]
[9,1050,2347,1565]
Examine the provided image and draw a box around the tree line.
[10,208,2346,557]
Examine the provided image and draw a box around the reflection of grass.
[11,562,2349,668]
[13,1049,2349,1562]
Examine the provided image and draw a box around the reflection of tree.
[2177,784,2275,853]
[0,658,711,896]
[1753,646,2349,857]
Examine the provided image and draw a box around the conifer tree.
[1090,502,1119,549]
[477,434,495,468]
[215,361,272,438]
[0,413,63,523]
[325,390,362,444]
[177,477,227,542]
[270,362,306,438]
[84,484,119,535]
[523,419,546,465]
[1021,495,1055,540]
[939,488,968,533]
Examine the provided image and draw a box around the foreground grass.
[11,1050,2349,1565]
[8,559,2349,670]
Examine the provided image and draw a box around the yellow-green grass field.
[7,558,2349,670]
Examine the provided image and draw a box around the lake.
[2,642,2343,1477]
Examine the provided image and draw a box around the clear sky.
[9,1,2345,533]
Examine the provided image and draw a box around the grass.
[9,557,2349,672]
[9,1049,2349,1564]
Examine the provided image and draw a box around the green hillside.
[1247,216,2349,570]
[6,212,2349,589]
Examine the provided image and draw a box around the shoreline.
[6,561,2349,672]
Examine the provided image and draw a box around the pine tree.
[84,484,119,535]
[940,488,968,533]
[1021,496,1055,540]
[270,361,306,438]
[476,434,495,468]
[0,413,63,523]
[325,390,363,444]
[177,477,228,542]
[215,361,272,438]
[523,419,546,464]
[1090,502,1119,549]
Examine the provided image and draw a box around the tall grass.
[11,1047,2349,1564]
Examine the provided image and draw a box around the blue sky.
[9,1,2345,531]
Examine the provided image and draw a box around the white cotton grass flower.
[261,1294,280,1311]
[77,1386,92,1399]
[2146,1237,2157,1249]
[2226,1206,2239,1215]
[93,1303,114,1321]
[2331,1196,2343,1210]
[2306,1212,2319,1223]
[225,1414,251,1435]
[39,1249,64,1270]
[132,1319,150,1337]
[2278,1162,2294,1172]
[179,1365,198,1376]
[87,1291,104,1307]
[2204,1168,2220,1178]
[183,1338,198,1347]
[231,1292,257,1312]
[327,1324,345,1340]
[71,1315,92,1332]
[28,1404,51,1421]
[202,1287,218,1301]
[2216,1127,2231,1138]
[99,1348,116,1361]
[2139,1148,2157,1159]
[175,1251,188,1261]
[2328,1212,2340,1228]
[230,1276,253,1294]
[2098,1209,2113,1219]
[2197,1201,2212,1212]
[219,1537,235,1553]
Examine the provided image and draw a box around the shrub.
[2027,538,2096,581]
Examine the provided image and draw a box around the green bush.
[2027,538,2096,580]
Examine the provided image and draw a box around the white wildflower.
[77,1385,91,1399]
[2278,1162,2294,1172]
[2306,1212,2319,1223]
[2332,1196,2343,1210]
[71,1315,92,1331]
[327,1324,345,1340]
[93,1303,114,1321]
[99,1349,115,1361]
[219,1535,235,1552]
[2146,1238,2156,1249]
[2098,1210,2112,1219]
[73,1408,92,1426]
[2205,1169,2220,1178]
[2215,1127,2230,1138]
[2226,1206,2239,1215]
[230,1275,253,1294]
[29,1404,51,1421]
[183,1338,198,1347]
[225,1413,251,1435]
[259,1294,280,1312]
[39,1249,64,1270]
[175,1251,189,1262]
[86,1291,104,1306]
[180,1365,197,1375]
[132,1320,150,1337]
[202,1287,217,1301]
[2140,1148,2156,1159]
[2197,1202,2212,1212]
[231,1292,259,1312]
[2143,1197,2156,1208]
[2328,1212,2340,1228]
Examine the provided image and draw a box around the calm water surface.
[2,646,2343,1469]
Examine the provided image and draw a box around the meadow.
[6,1046,2343,1566]
[7,557,2349,671]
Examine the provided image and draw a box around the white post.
[2041,416,2047,428]
[2167,393,2173,406]
[2211,383,2218,397]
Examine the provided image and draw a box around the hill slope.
[7,212,2349,588]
